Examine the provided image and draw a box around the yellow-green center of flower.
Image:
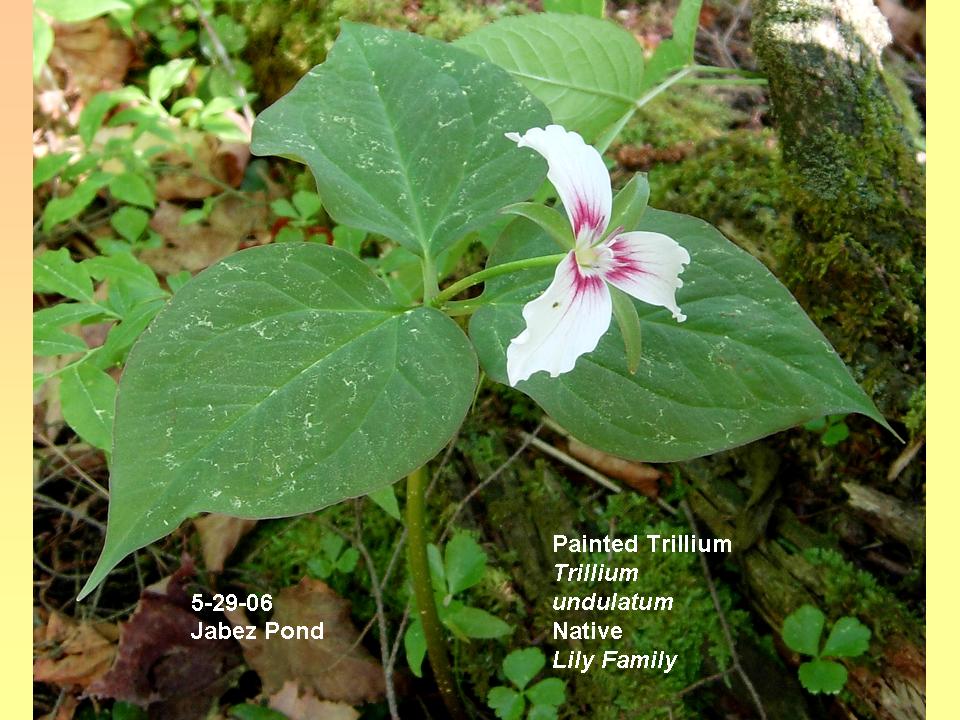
[575,243,602,269]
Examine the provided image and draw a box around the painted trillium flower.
[503,125,691,387]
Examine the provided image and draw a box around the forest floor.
[33,2,926,719]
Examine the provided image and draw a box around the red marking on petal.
[602,236,649,283]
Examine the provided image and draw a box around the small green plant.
[781,604,871,695]
[804,414,850,447]
[486,648,566,720]
[305,532,359,579]
[269,191,327,243]
[404,531,511,676]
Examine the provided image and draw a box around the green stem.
[431,254,566,307]
[691,64,765,78]
[634,66,695,110]
[406,467,466,720]
[679,77,768,86]
[421,255,440,305]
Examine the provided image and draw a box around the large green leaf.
[641,0,703,90]
[79,243,477,598]
[456,14,643,143]
[469,211,889,462]
[251,23,549,261]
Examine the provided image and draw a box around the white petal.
[506,125,611,246]
[507,252,612,386]
[599,231,691,322]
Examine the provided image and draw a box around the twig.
[522,432,622,493]
[34,432,109,500]
[440,422,543,543]
[33,493,106,532]
[680,500,767,720]
[353,503,400,720]
[189,0,255,130]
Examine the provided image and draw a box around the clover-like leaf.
[782,605,826,658]
[487,686,525,720]
[503,648,546,691]
[798,659,848,695]
[821,616,871,659]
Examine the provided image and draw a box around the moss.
[648,128,795,270]
[751,0,925,418]
[236,0,528,105]
[448,426,750,719]
[619,86,747,150]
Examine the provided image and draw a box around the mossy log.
[752,0,925,421]
[683,453,925,720]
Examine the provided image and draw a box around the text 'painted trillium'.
[503,125,691,386]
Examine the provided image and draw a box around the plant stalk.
[405,466,466,720]
[431,253,566,307]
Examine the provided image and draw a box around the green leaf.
[641,0,703,90]
[84,253,160,291]
[456,14,643,143]
[444,532,487,595]
[35,0,129,23]
[92,297,166,369]
[33,303,106,334]
[79,87,147,147]
[782,605,825,658]
[111,207,151,242]
[821,617,871,659]
[42,174,112,233]
[149,59,195,104]
[228,704,288,720]
[527,705,560,720]
[167,271,192,293]
[487,686,524,720]
[109,173,155,209]
[34,153,71,188]
[444,605,511,639]
[610,287,642,374]
[543,0,604,17]
[275,226,304,243]
[427,543,446,594]
[609,173,650,232]
[798,659,848,695]
[292,191,323,220]
[252,23,550,260]
[270,198,298,219]
[33,11,53,80]
[500,203,572,250]
[111,701,149,720]
[60,363,116,452]
[527,677,566,707]
[34,249,94,302]
[336,547,359,572]
[367,485,400,519]
[404,620,427,677]
[332,225,366,256]
[34,327,88,356]
[469,211,890,462]
[821,421,849,447]
[79,243,477,599]
[503,648,546,690]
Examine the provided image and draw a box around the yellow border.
[15,2,938,718]
[9,0,31,713]
[927,3,944,717]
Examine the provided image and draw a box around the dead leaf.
[34,611,118,690]
[566,438,662,497]
[39,693,78,720]
[88,558,243,719]
[152,127,250,201]
[269,681,360,720]
[45,19,134,121]
[876,0,925,51]
[194,514,258,572]
[232,578,386,705]
[143,197,268,275]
